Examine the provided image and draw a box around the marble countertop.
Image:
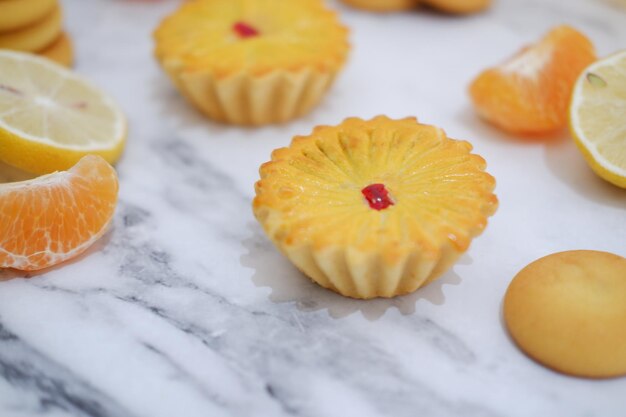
[1,0,625,416]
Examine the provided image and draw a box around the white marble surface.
[1,0,626,416]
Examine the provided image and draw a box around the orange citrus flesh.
[0,155,118,271]
[469,25,596,135]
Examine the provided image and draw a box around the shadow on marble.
[149,74,229,134]
[457,107,624,207]
[150,73,339,142]
[0,228,115,282]
[543,137,625,210]
[498,297,516,347]
[241,223,467,321]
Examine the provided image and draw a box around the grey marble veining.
[1,0,625,416]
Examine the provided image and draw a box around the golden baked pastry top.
[154,0,349,79]
[254,116,498,265]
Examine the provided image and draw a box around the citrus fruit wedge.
[569,50,626,188]
[0,155,118,271]
[0,50,126,174]
[469,25,596,135]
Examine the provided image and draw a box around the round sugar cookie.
[38,32,73,67]
[0,0,57,32]
[341,0,419,12]
[504,250,626,378]
[422,0,491,14]
[0,6,62,52]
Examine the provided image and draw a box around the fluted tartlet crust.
[253,116,498,299]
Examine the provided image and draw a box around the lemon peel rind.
[0,126,126,174]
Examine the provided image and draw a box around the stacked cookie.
[0,0,73,66]
[341,0,491,14]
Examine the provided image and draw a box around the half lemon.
[0,50,126,174]
[569,50,626,188]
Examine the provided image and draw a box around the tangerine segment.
[469,25,596,135]
[0,155,118,271]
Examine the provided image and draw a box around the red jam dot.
[361,184,394,211]
[233,22,259,38]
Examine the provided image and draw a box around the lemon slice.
[569,50,626,188]
[0,50,126,174]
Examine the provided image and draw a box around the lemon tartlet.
[154,0,350,126]
[253,116,498,299]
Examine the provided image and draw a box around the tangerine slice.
[469,25,596,135]
[0,155,118,271]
